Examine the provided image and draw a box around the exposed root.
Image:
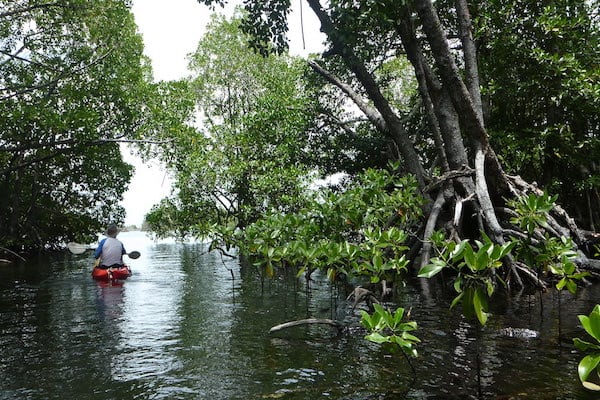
[420,189,448,269]
[513,261,547,290]
[576,257,600,274]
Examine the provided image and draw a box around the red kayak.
[92,265,131,281]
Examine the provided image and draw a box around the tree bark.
[456,0,484,124]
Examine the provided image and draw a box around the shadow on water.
[0,231,599,399]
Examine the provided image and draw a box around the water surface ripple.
[1,231,598,399]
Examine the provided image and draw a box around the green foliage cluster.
[360,304,420,358]
[146,14,319,238]
[419,234,515,325]
[227,166,423,356]
[232,167,423,283]
[225,175,591,358]
[507,193,590,294]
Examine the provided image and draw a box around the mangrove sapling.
[418,232,515,325]
[509,193,591,332]
[546,237,590,342]
[418,233,515,398]
[360,304,420,376]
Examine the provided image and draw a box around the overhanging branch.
[0,137,173,176]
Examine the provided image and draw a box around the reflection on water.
[0,231,599,399]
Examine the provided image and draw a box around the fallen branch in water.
[0,246,26,262]
[269,318,344,333]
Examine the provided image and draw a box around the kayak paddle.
[67,242,141,259]
[127,251,141,259]
[67,242,89,254]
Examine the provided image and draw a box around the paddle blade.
[127,251,141,259]
[67,242,88,255]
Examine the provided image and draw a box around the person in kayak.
[94,224,126,269]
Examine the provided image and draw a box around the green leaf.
[372,254,383,270]
[566,279,577,294]
[295,266,306,278]
[450,292,464,309]
[365,332,390,344]
[580,310,600,341]
[265,262,274,278]
[475,248,491,271]
[449,240,468,260]
[578,354,600,383]
[582,381,600,391]
[401,332,421,343]
[392,307,406,325]
[373,304,393,328]
[462,289,475,320]
[572,272,591,280]
[360,310,375,329]
[473,288,489,325]
[326,267,336,282]
[574,338,600,352]
[391,335,414,348]
[486,279,495,297]
[463,244,476,270]
[418,260,446,278]
[453,276,463,293]
[398,321,418,332]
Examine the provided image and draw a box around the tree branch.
[0,138,172,176]
[308,60,388,133]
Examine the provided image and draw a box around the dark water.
[1,231,599,399]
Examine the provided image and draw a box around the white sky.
[122,0,324,226]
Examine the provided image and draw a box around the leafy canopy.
[0,0,170,249]
[146,13,320,238]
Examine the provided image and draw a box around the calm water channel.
[1,231,599,399]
